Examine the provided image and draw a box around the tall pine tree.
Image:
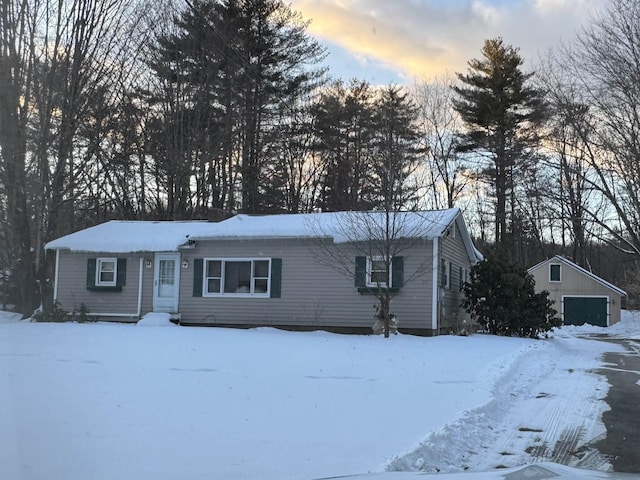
[371,85,422,211]
[147,0,326,215]
[312,80,377,211]
[453,38,546,261]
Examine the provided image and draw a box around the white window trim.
[459,266,468,291]
[203,258,271,298]
[96,257,117,287]
[441,259,451,289]
[549,263,562,283]
[366,256,391,288]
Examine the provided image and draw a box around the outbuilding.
[528,255,626,327]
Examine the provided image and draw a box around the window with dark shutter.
[391,256,404,288]
[116,258,126,287]
[193,258,281,298]
[355,256,367,288]
[356,255,403,294]
[86,257,125,292]
[193,258,204,297]
[270,259,282,298]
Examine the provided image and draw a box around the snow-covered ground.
[1,311,638,480]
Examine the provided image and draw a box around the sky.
[1,309,637,480]
[288,0,608,85]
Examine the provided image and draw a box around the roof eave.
[529,255,626,297]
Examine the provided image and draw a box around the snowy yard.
[1,311,638,480]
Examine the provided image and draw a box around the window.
[549,264,561,282]
[205,260,222,294]
[446,225,456,238]
[203,258,271,296]
[459,266,468,291]
[355,256,403,293]
[366,256,391,288]
[87,257,126,291]
[96,258,117,287]
[441,258,451,289]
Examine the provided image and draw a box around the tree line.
[1,0,639,314]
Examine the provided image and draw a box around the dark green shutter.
[355,256,366,287]
[270,258,282,298]
[116,258,127,286]
[391,256,404,288]
[87,258,96,288]
[193,258,203,297]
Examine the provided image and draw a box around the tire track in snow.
[386,335,615,474]
[506,341,612,471]
[386,341,557,473]
[526,382,591,464]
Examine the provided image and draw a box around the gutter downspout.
[432,237,439,332]
[136,257,143,316]
[53,249,60,303]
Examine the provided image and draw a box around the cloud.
[290,0,605,82]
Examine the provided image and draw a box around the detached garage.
[528,256,626,327]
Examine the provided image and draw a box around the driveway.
[516,333,640,474]
[591,337,640,473]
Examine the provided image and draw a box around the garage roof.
[528,255,627,296]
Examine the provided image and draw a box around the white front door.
[153,253,180,313]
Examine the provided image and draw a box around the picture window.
[203,258,271,296]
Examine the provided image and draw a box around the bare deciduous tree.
[1,0,148,313]
[309,86,427,337]
[544,0,640,257]
[307,211,447,338]
[0,0,35,313]
[413,74,470,210]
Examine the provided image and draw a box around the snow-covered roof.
[188,209,460,242]
[528,255,627,296]
[44,221,216,253]
[44,209,465,253]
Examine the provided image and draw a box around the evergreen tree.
[312,82,421,212]
[312,79,377,211]
[462,258,560,338]
[145,0,233,217]
[370,85,422,211]
[453,38,546,261]
[147,0,326,215]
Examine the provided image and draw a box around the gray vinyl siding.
[53,224,477,332]
[140,257,154,315]
[178,238,435,330]
[437,220,474,332]
[54,250,147,320]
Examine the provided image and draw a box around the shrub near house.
[463,258,560,338]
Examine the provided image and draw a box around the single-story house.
[44,208,482,335]
[528,255,626,327]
